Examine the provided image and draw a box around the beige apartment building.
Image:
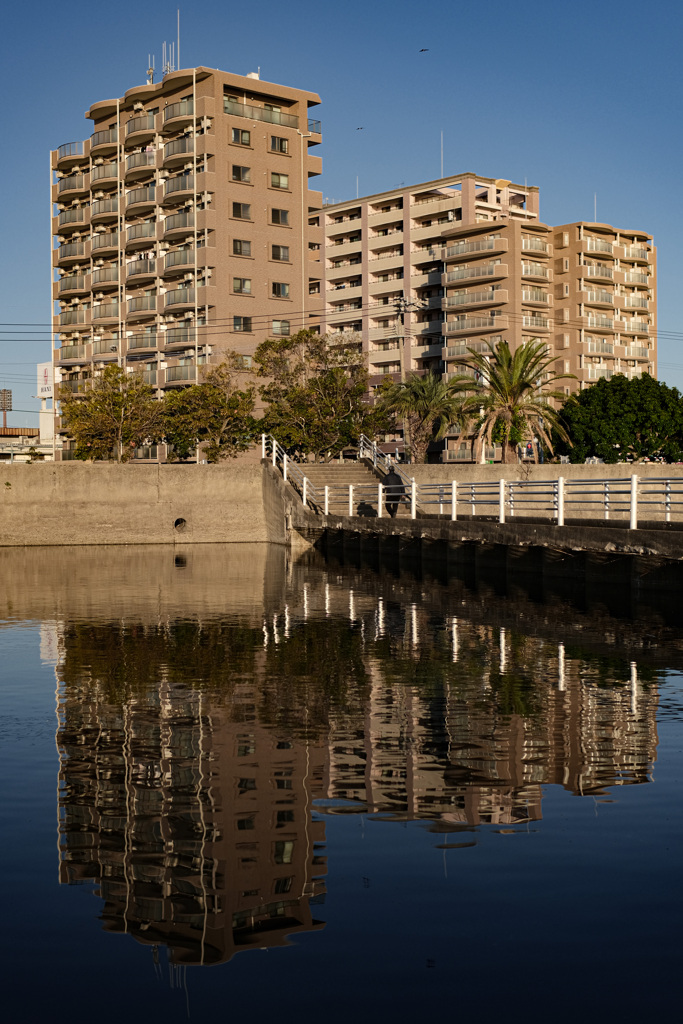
[51,65,323,459]
[322,175,656,461]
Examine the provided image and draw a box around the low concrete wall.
[0,461,269,546]
[407,463,683,484]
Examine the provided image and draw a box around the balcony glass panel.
[224,97,298,128]
[127,223,156,241]
[164,212,194,233]
[93,340,118,355]
[92,266,119,286]
[127,296,157,313]
[59,275,88,293]
[586,238,613,254]
[587,316,613,328]
[126,114,155,135]
[126,185,156,207]
[92,302,119,319]
[164,326,195,346]
[307,118,321,133]
[166,364,196,381]
[127,333,158,350]
[91,129,118,147]
[127,259,156,277]
[91,198,118,217]
[92,233,118,251]
[91,163,117,182]
[58,175,85,193]
[164,288,195,306]
[445,239,495,258]
[57,142,84,160]
[58,208,87,227]
[165,250,194,271]
[57,241,86,260]
[165,174,194,195]
[522,315,550,328]
[58,344,86,359]
[164,137,194,160]
[164,99,194,122]
[521,237,548,253]
[126,153,155,172]
[58,310,86,326]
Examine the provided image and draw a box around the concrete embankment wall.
[0,461,277,546]
[408,463,683,485]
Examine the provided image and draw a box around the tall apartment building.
[51,65,323,459]
[322,175,656,461]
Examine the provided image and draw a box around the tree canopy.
[254,330,388,461]
[377,371,467,463]
[163,359,257,462]
[59,365,162,462]
[555,373,683,463]
[451,338,574,463]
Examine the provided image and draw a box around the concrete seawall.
[0,462,271,546]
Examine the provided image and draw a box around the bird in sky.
[356,127,364,130]
[419,48,429,52]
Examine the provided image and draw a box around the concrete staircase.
[299,461,411,518]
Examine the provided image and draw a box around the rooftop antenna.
[162,41,175,77]
[147,54,155,84]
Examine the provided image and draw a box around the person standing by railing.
[383,465,405,518]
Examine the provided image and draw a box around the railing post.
[283,453,288,483]
[302,477,308,507]
[604,480,609,520]
[499,479,506,523]
[411,478,416,520]
[271,441,276,467]
[261,433,266,460]
[324,485,329,516]
[348,484,354,517]
[378,482,384,519]
[557,475,565,526]
[451,480,457,521]
[666,480,671,523]
[630,474,638,530]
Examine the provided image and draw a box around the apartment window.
[271,208,289,226]
[233,315,252,332]
[231,128,251,145]
[271,244,289,262]
[272,319,290,336]
[233,202,251,219]
[233,239,252,256]
[232,165,251,183]
[272,282,290,299]
[271,136,288,153]
[271,172,289,190]
[233,277,252,294]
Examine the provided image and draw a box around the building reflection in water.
[50,547,660,966]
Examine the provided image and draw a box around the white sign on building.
[37,362,53,399]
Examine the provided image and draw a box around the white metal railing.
[262,433,683,530]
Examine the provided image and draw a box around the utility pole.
[0,389,12,430]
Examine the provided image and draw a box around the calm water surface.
[1,544,682,1024]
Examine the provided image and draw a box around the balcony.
[56,240,86,264]
[585,238,613,254]
[125,114,156,142]
[446,263,507,285]
[93,339,118,356]
[587,316,613,329]
[445,290,505,308]
[623,320,649,334]
[588,367,613,380]
[162,99,194,130]
[445,238,503,260]
[522,315,550,329]
[56,142,85,168]
[91,197,118,223]
[126,258,156,281]
[308,118,322,134]
[58,274,89,295]
[624,271,649,287]
[584,265,613,280]
[125,151,156,180]
[162,174,194,204]
[585,290,613,306]
[588,340,613,355]
[59,379,88,394]
[165,364,197,383]
[58,309,87,327]
[125,222,156,250]
[163,137,194,166]
[445,316,505,334]
[90,128,118,154]
[623,246,649,262]
[521,289,549,304]
[164,249,195,275]
[446,340,492,357]
[92,301,119,321]
[164,326,195,348]
[164,287,195,309]
[126,184,157,212]
[57,344,86,360]
[92,266,119,288]
[127,295,157,318]
[625,346,650,359]
[58,208,88,231]
[224,97,298,128]
[91,232,119,254]
[521,262,550,281]
[91,162,118,184]
[624,296,649,309]
[163,211,194,239]
[58,174,87,197]
[521,237,549,254]
[127,333,158,352]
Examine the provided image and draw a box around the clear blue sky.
[1,0,681,425]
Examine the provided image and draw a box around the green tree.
[555,373,683,463]
[59,365,162,462]
[255,330,388,461]
[452,338,574,464]
[163,359,257,463]
[377,371,468,463]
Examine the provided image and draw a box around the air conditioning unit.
[133,102,144,111]
[95,292,104,300]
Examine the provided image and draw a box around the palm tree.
[451,338,575,464]
[379,371,469,463]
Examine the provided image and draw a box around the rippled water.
[1,544,682,1023]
